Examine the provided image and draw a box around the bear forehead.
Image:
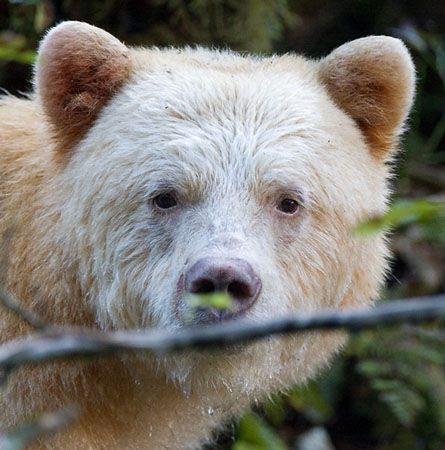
[95,50,358,164]
[125,50,327,133]
[74,47,380,213]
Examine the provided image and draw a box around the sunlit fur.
[0,22,415,449]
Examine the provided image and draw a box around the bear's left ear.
[319,36,415,160]
[35,21,131,152]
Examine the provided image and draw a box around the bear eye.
[153,192,178,210]
[277,198,300,215]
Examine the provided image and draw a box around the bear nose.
[184,257,262,323]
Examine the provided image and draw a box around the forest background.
[0,1,444,449]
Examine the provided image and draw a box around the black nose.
[184,257,262,323]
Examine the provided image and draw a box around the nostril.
[227,281,251,300]
[184,258,262,319]
[190,278,216,294]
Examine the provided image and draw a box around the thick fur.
[0,22,415,449]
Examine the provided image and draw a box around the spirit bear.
[0,22,415,449]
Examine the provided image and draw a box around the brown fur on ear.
[35,21,130,153]
[319,36,415,159]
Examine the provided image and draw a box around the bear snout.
[184,257,262,324]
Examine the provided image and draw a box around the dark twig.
[0,407,78,450]
[0,287,46,331]
[0,295,444,380]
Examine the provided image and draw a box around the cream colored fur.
[0,22,415,449]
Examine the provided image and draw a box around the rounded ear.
[319,36,416,160]
[35,21,130,153]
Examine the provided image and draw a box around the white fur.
[0,33,414,447]
[39,48,389,386]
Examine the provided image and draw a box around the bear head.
[33,22,415,392]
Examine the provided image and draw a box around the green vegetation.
[185,292,233,310]
[355,199,445,236]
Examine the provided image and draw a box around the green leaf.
[288,381,333,423]
[262,394,286,427]
[184,292,232,310]
[232,413,287,450]
[0,46,35,64]
[355,199,445,235]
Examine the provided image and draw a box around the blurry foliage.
[0,34,34,64]
[241,324,445,450]
[146,0,295,52]
[232,413,287,450]
[355,199,445,238]
[0,0,295,54]
[348,326,445,449]
[1,1,444,449]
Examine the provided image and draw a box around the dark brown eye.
[277,198,300,215]
[153,192,177,209]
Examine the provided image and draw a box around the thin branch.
[0,407,78,450]
[0,287,46,331]
[0,295,444,380]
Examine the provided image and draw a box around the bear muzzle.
[180,257,262,324]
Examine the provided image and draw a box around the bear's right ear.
[35,21,130,153]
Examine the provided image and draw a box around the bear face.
[31,23,415,389]
[0,21,415,446]
[58,55,386,329]
[49,59,382,386]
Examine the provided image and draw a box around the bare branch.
[0,287,46,331]
[0,407,78,450]
[0,295,444,381]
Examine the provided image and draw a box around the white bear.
[0,22,415,449]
